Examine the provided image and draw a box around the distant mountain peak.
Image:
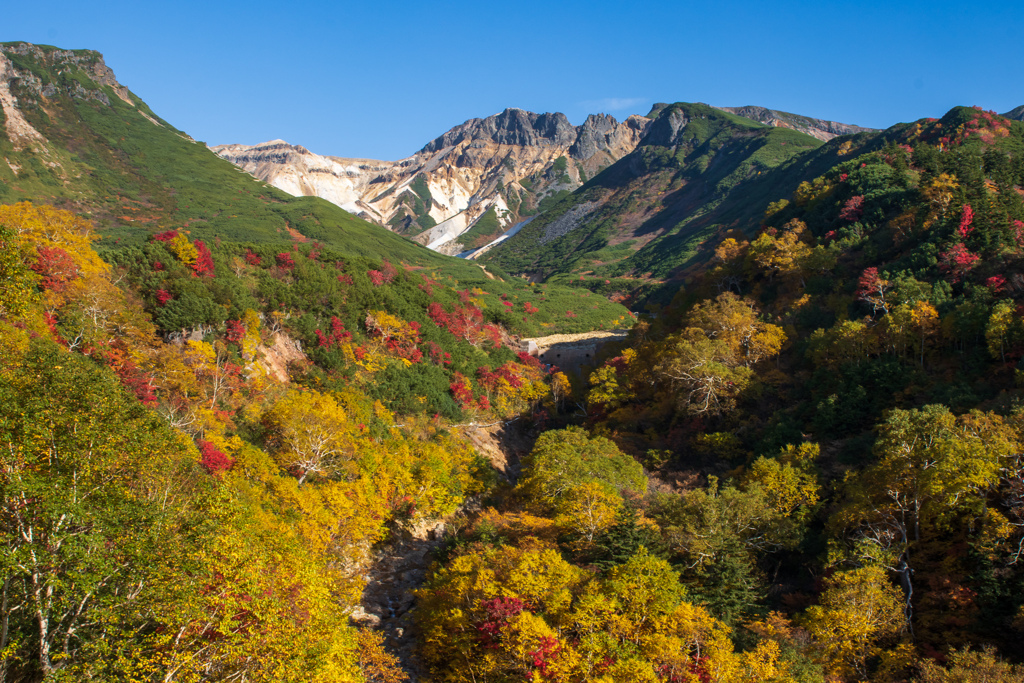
[715,105,876,140]
[1003,105,1024,121]
[215,108,652,255]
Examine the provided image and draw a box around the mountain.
[478,102,854,294]
[213,109,651,255]
[713,105,876,140]
[0,42,448,264]
[1004,105,1024,120]
[0,41,631,335]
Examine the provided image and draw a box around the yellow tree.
[742,455,820,521]
[656,337,753,416]
[835,406,1016,634]
[921,173,959,224]
[708,236,749,293]
[807,319,880,369]
[554,482,624,544]
[804,566,906,681]
[915,646,1024,683]
[686,292,786,366]
[265,388,358,484]
[986,300,1022,363]
[549,370,573,412]
[746,220,812,286]
[0,202,139,352]
[909,301,940,366]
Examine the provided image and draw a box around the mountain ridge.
[213,108,651,254]
[213,103,875,257]
[479,101,836,291]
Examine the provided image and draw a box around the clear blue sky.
[5,1,1022,160]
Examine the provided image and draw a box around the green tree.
[0,340,204,680]
[518,426,645,504]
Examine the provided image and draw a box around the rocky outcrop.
[420,109,577,152]
[570,113,650,162]
[1,43,136,107]
[0,51,47,149]
[640,107,691,147]
[716,105,875,140]
[213,108,651,254]
[1,42,161,155]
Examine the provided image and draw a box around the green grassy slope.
[0,43,444,264]
[0,43,630,334]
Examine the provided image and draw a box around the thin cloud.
[579,97,649,113]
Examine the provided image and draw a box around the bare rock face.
[570,113,650,163]
[212,108,652,254]
[716,105,876,141]
[420,108,577,152]
[640,107,691,147]
[1,42,166,168]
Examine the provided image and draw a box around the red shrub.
[839,195,865,222]
[192,240,215,277]
[938,243,980,283]
[198,439,233,475]
[153,230,178,242]
[31,246,78,292]
[226,319,246,343]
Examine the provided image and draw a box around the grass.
[457,207,503,248]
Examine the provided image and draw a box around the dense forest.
[414,106,1024,682]
[3,50,1024,681]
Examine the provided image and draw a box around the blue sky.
[5,1,1022,160]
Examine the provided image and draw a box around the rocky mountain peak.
[420,108,577,153]
[569,113,651,160]
[640,105,691,147]
[216,107,654,257]
[0,42,135,107]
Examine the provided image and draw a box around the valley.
[3,37,1024,683]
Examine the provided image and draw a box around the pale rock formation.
[213,109,652,254]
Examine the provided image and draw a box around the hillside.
[416,105,1024,683]
[213,109,651,254]
[479,102,837,293]
[0,42,449,264]
[6,37,1024,683]
[0,42,628,334]
[0,44,631,681]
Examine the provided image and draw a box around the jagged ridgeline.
[479,103,836,287]
[0,41,629,336]
[214,109,652,256]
